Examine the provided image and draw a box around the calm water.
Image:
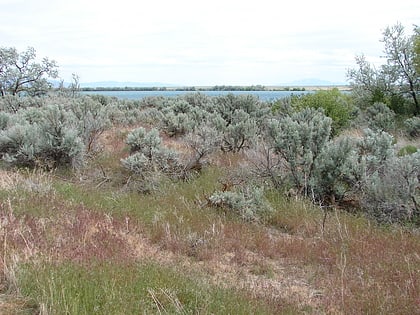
[80,90,311,102]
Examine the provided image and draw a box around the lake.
[80,90,312,102]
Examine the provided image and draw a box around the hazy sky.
[1,0,419,85]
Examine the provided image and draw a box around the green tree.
[414,26,420,75]
[347,54,392,107]
[347,23,419,115]
[290,88,355,135]
[0,46,58,96]
[381,23,419,113]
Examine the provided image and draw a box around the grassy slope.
[0,127,419,314]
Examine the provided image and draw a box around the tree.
[381,23,419,114]
[414,26,420,75]
[347,23,419,115]
[0,46,58,96]
[347,54,392,107]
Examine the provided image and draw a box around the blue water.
[80,90,311,102]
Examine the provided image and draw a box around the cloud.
[1,0,419,84]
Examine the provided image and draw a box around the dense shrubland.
[0,86,418,224]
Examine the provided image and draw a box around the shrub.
[0,123,41,167]
[182,124,222,175]
[0,105,85,168]
[182,92,214,108]
[398,145,418,156]
[213,94,270,124]
[290,88,355,135]
[0,94,44,113]
[404,116,420,138]
[160,99,197,137]
[222,109,257,152]
[125,127,161,155]
[360,152,420,223]
[0,111,10,130]
[208,185,273,222]
[313,136,359,203]
[356,128,395,178]
[245,140,284,189]
[161,112,194,137]
[70,96,111,153]
[265,108,332,195]
[36,105,85,168]
[121,127,181,191]
[364,102,395,132]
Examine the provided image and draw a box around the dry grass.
[1,127,420,314]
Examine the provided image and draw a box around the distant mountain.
[284,78,347,86]
[79,81,177,88]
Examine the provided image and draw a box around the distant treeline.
[79,85,306,92]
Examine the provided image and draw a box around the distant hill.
[285,78,347,86]
[58,79,348,89]
[79,81,177,88]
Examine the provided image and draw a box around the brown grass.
[1,127,420,314]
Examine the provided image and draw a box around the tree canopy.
[414,26,420,75]
[347,23,420,115]
[0,46,58,97]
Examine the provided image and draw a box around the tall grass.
[2,157,420,313]
[16,261,275,315]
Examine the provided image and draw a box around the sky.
[1,0,419,86]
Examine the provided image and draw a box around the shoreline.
[79,85,351,92]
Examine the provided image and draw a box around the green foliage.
[398,145,418,156]
[17,262,273,315]
[347,23,419,115]
[415,26,420,74]
[290,88,355,135]
[388,93,414,115]
[347,54,392,108]
[381,23,419,114]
